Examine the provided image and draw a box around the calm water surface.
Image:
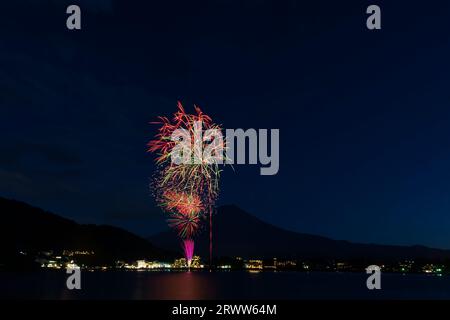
[1,271,449,299]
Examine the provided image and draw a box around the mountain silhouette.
[3,197,450,266]
[149,205,450,261]
[0,197,172,267]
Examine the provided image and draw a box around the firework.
[148,102,225,268]
[148,101,225,208]
[182,239,195,268]
[160,190,203,216]
[167,211,200,239]
[158,190,202,238]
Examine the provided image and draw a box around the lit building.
[173,258,187,268]
[122,260,171,269]
[44,260,63,269]
[66,262,80,269]
[275,259,297,269]
[189,256,203,269]
[422,264,444,274]
[63,250,95,257]
[137,260,148,269]
[398,260,414,273]
[218,265,231,269]
[244,259,263,270]
[336,262,352,271]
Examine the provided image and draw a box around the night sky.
[2,0,450,249]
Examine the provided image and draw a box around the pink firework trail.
[182,239,195,268]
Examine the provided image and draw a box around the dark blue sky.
[2,0,450,248]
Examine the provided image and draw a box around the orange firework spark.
[161,190,203,216]
[159,190,203,239]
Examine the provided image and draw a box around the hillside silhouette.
[0,197,172,268]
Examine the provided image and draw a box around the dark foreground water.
[1,271,449,299]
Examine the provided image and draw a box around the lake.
[1,271,449,299]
